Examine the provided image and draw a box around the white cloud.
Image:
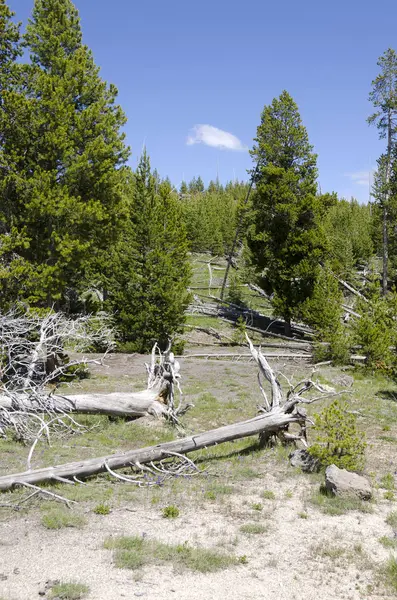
[345,170,375,187]
[187,124,247,151]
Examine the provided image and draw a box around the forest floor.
[1,333,397,600]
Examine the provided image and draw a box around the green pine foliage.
[107,152,191,352]
[248,91,328,334]
[323,199,373,278]
[179,180,247,254]
[352,276,397,373]
[309,399,366,471]
[302,267,350,364]
[0,0,130,310]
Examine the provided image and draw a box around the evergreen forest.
[1,0,397,372]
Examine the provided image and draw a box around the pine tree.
[108,152,191,351]
[248,91,327,335]
[0,0,130,309]
[368,48,397,295]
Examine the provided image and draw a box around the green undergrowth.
[103,535,240,572]
[48,582,90,599]
[41,505,87,530]
[308,487,374,515]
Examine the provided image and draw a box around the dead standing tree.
[0,334,338,494]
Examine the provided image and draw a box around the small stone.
[325,464,372,500]
[38,589,46,597]
[13,567,20,575]
[0,574,7,581]
[289,449,320,473]
[331,374,354,388]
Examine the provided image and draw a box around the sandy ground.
[0,476,395,600]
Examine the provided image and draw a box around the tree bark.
[0,410,302,491]
[0,389,169,418]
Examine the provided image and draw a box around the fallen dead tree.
[0,335,340,493]
[0,311,189,442]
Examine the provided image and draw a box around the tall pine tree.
[368,48,397,295]
[0,0,130,309]
[108,152,191,352]
[248,91,327,335]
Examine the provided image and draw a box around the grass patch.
[162,505,180,518]
[380,557,397,592]
[103,536,239,573]
[48,582,89,599]
[41,507,86,530]
[379,536,397,549]
[380,473,395,490]
[93,503,111,515]
[309,487,373,516]
[239,523,267,535]
[251,502,263,511]
[261,490,276,500]
[386,511,397,529]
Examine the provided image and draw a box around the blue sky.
[8,0,397,201]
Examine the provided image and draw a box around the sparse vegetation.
[381,557,397,593]
[162,505,180,518]
[386,511,397,529]
[103,536,239,573]
[93,503,111,515]
[48,582,90,600]
[379,536,397,549]
[239,523,267,535]
[261,490,276,500]
[41,508,86,530]
[309,487,373,515]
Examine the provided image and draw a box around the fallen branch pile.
[0,335,339,494]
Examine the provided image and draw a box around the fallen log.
[0,342,188,441]
[0,411,302,491]
[0,335,338,492]
[0,389,169,419]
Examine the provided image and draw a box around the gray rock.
[289,449,320,473]
[325,464,372,500]
[331,374,354,388]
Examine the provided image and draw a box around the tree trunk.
[284,319,292,337]
[383,204,388,295]
[0,388,170,419]
[0,410,303,491]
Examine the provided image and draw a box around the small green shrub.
[204,490,217,501]
[49,582,89,599]
[162,505,180,518]
[262,490,275,500]
[93,503,111,515]
[380,473,395,491]
[384,491,395,501]
[308,399,366,471]
[379,536,397,549]
[251,502,263,511]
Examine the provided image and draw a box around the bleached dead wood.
[0,310,189,441]
[335,276,367,301]
[180,352,312,360]
[0,335,339,492]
